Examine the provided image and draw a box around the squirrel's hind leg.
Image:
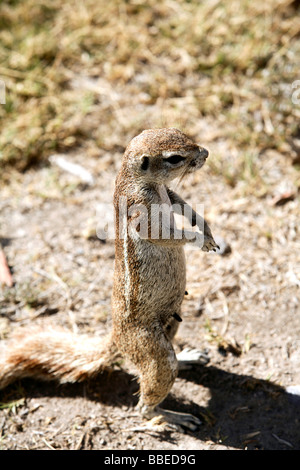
[115,322,201,432]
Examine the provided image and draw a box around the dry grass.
[0,0,299,186]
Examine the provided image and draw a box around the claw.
[139,405,202,433]
[154,408,202,432]
[201,233,219,252]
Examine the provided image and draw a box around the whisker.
[173,164,190,191]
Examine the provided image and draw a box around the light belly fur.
[135,239,186,317]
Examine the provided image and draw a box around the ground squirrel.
[0,128,218,430]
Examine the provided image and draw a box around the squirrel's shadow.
[2,364,299,450]
[176,365,300,449]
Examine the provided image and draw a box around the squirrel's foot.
[177,347,209,370]
[139,405,201,432]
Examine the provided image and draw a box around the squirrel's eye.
[165,155,186,165]
[141,155,149,171]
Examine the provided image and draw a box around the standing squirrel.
[0,128,218,430]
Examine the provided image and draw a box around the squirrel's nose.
[199,147,209,159]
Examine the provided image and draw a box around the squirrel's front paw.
[201,234,219,252]
[191,232,219,252]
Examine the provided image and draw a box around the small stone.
[285,385,300,405]
[286,385,300,396]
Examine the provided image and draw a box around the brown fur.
[0,128,217,428]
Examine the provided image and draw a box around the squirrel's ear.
[140,155,149,171]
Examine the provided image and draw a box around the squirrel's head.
[123,128,209,184]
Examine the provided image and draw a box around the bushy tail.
[0,326,120,390]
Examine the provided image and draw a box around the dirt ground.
[0,0,300,451]
[0,132,299,451]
